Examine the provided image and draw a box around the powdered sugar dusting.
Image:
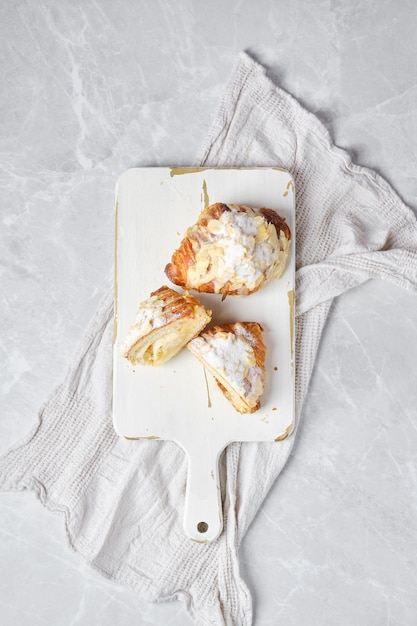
[186,204,288,293]
[189,323,265,408]
[119,296,167,354]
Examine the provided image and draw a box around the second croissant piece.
[187,321,267,414]
[120,285,211,366]
[165,202,291,296]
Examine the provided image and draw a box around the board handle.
[182,443,224,543]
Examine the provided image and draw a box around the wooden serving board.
[112,167,295,543]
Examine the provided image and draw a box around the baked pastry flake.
[120,286,211,366]
[165,203,291,296]
[187,321,266,414]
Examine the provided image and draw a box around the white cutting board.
[113,167,295,543]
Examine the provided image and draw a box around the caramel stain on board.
[113,200,119,343]
[202,179,210,208]
[170,166,284,177]
[203,367,212,408]
[274,424,293,442]
[124,435,160,441]
[170,167,210,177]
[283,179,295,197]
[287,289,295,360]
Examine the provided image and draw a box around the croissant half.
[120,286,212,366]
[187,322,266,414]
[165,203,291,296]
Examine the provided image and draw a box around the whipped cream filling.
[185,204,288,292]
[189,323,265,407]
[119,296,168,355]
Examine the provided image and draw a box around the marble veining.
[1,0,417,624]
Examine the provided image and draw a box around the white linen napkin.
[1,51,417,626]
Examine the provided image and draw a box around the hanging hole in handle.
[197,521,209,534]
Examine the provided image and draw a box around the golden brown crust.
[259,208,291,242]
[165,203,291,296]
[149,286,204,321]
[165,203,230,291]
[164,238,196,288]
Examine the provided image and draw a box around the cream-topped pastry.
[165,203,291,296]
[120,286,211,366]
[187,322,266,414]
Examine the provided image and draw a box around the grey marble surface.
[1,1,417,624]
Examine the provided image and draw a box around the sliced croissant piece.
[120,286,211,366]
[165,202,291,296]
[187,322,266,414]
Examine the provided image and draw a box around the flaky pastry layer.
[165,203,291,296]
[120,285,211,366]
